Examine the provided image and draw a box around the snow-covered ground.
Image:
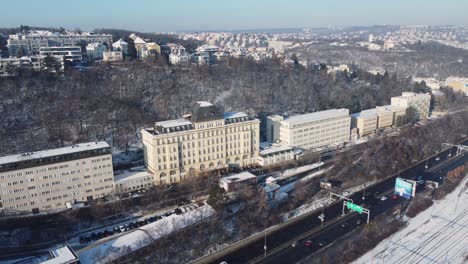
[78,204,215,264]
[354,175,468,264]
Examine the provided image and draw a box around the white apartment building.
[103,51,123,62]
[169,45,189,65]
[86,43,107,61]
[391,92,431,120]
[0,55,64,76]
[0,142,114,213]
[141,102,260,185]
[39,46,82,62]
[112,39,128,54]
[7,32,113,56]
[278,109,351,150]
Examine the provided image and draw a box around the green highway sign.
[346,202,363,214]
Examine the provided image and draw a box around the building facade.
[39,46,82,62]
[266,115,284,143]
[112,39,128,54]
[258,144,295,167]
[103,51,123,62]
[114,167,154,193]
[278,109,351,150]
[391,92,431,120]
[86,42,107,61]
[141,102,260,185]
[351,107,395,138]
[0,55,64,76]
[0,142,114,213]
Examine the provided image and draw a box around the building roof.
[134,37,146,44]
[0,142,110,166]
[114,167,153,182]
[113,39,128,45]
[40,245,78,264]
[224,112,248,120]
[377,104,406,112]
[260,144,293,156]
[190,101,224,123]
[220,171,256,184]
[155,119,193,129]
[281,109,349,126]
[351,109,378,119]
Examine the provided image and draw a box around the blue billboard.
[394,178,415,199]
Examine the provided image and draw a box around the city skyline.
[1,0,467,32]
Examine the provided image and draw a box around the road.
[198,141,467,264]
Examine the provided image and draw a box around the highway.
[198,141,468,264]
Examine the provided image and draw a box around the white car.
[380,196,387,201]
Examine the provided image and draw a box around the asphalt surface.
[201,141,468,264]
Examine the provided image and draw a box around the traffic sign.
[346,202,363,214]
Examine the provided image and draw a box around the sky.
[1,0,467,32]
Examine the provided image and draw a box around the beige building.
[103,51,123,62]
[376,105,406,125]
[351,107,396,137]
[278,109,351,150]
[258,144,295,167]
[266,115,284,143]
[391,92,431,120]
[445,77,468,96]
[351,111,378,137]
[0,142,114,213]
[142,102,260,185]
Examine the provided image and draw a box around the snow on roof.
[114,167,153,182]
[113,39,128,45]
[220,171,256,183]
[224,111,248,120]
[260,145,293,156]
[155,119,193,129]
[0,142,110,166]
[281,109,349,126]
[377,104,406,112]
[196,101,213,107]
[40,245,78,264]
[351,109,378,119]
[133,37,146,44]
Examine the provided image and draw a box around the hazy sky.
[1,0,467,32]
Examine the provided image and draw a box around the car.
[119,225,125,232]
[318,240,327,247]
[291,241,298,247]
[392,194,398,200]
[380,196,387,201]
[304,240,313,247]
[340,222,349,228]
[91,233,98,240]
[175,208,183,215]
[79,236,86,244]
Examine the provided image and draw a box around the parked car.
[175,208,183,215]
[304,240,313,247]
[318,240,327,247]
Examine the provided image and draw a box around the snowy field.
[78,204,215,264]
[354,175,468,264]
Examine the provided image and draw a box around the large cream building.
[142,102,260,185]
[391,92,431,120]
[0,142,114,213]
[277,109,351,150]
[351,107,396,137]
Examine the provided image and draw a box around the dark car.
[90,233,98,240]
[79,236,86,244]
[175,208,183,215]
[318,240,327,247]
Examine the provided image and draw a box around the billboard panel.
[394,178,415,199]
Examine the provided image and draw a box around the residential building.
[391,92,431,120]
[278,109,351,150]
[0,55,64,76]
[0,142,114,213]
[112,39,128,54]
[219,171,257,192]
[7,32,112,56]
[114,167,154,193]
[258,143,295,167]
[133,37,147,58]
[39,46,82,62]
[103,51,123,62]
[384,40,397,50]
[169,45,189,65]
[141,102,260,185]
[86,42,107,61]
[266,115,284,143]
[268,40,293,53]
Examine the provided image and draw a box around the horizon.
[1,0,467,32]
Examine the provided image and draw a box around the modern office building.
[391,92,431,120]
[141,102,260,185]
[0,142,114,213]
[39,46,82,62]
[266,115,284,143]
[278,109,351,150]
